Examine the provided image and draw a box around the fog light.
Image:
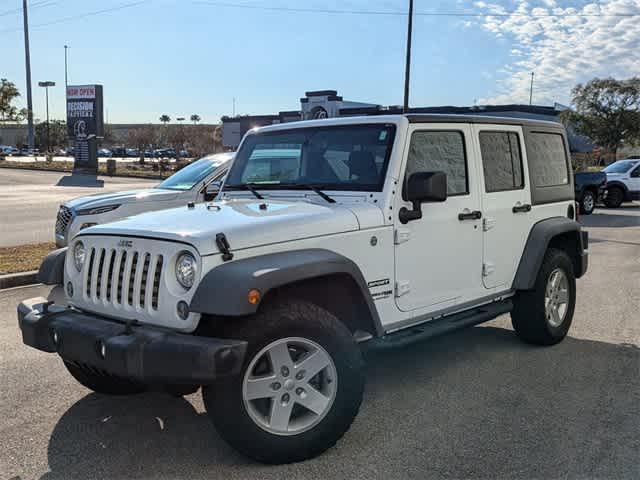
[247,289,261,305]
[66,281,74,297]
[98,341,106,359]
[52,330,59,345]
[176,301,190,320]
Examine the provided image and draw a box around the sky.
[1,0,640,123]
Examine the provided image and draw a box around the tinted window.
[158,157,224,190]
[603,160,638,174]
[226,125,396,191]
[406,131,467,195]
[479,131,524,192]
[527,133,569,187]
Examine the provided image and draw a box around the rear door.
[474,125,531,289]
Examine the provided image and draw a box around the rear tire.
[604,186,624,208]
[203,299,364,464]
[580,190,596,215]
[63,360,146,395]
[511,248,576,346]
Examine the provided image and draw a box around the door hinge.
[394,228,411,245]
[483,217,496,232]
[482,262,495,277]
[395,280,411,297]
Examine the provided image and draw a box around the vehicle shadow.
[41,326,640,480]
[56,174,104,188]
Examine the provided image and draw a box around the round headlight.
[175,252,197,289]
[73,241,86,271]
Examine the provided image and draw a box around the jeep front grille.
[83,246,164,311]
[55,206,73,236]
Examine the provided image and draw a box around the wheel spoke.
[550,272,561,291]
[295,349,330,379]
[268,342,293,371]
[297,385,331,415]
[245,374,277,400]
[551,305,562,326]
[269,398,294,431]
[556,288,569,304]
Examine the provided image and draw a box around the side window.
[479,131,524,192]
[630,165,640,177]
[406,131,468,195]
[527,133,569,187]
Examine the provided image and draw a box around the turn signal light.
[247,289,261,305]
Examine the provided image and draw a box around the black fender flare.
[190,248,382,331]
[37,248,67,285]
[512,217,587,290]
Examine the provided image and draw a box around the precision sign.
[66,85,104,138]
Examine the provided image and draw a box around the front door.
[394,125,484,314]
[474,125,532,289]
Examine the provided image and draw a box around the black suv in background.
[574,171,606,215]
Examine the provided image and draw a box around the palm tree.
[190,114,201,125]
[159,114,170,125]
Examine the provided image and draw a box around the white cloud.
[474,0,640,104]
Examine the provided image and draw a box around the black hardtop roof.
[405,113,564,130]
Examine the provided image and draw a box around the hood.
[64,188,181,210]
[78,198,381,255]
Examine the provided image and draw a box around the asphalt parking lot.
[1,207,638,479]
[0,169,155,247]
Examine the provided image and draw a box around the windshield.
[603,160,638,174]
[158,157,224,190]
[225,124,396,191]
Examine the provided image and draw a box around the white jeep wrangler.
[18,115,588,464]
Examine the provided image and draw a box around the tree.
[35,120,67,149]
[190,114,201,124]
[0,78,23,123]
[159,114,171,125]
[128,125,156,163]
[562,77,640,158]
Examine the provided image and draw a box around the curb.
[0,271,39,290]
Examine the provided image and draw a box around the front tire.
[604,186,624,208]
[511,248,576,346]
[203,300,364,464]
[63,360,146,395]
[580,190,596,215]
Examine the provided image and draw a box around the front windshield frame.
[603,160,638,174]
[157,157,224,191]
[225,123,397,192]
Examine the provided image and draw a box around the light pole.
[23,0,35,149]
[403,0,414,112]
[529,72,535,105]
[64,45,69,88]
[38,81,55,154]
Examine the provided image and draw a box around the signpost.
[66,84,103,174]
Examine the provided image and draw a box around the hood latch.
[216,233,234,261]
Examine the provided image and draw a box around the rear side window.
[406,131,468,195]
[527,133,569,187]
[479,131,524,192]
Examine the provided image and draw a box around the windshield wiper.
[223,183,264,199]
[277,183,335,203]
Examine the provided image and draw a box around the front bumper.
[17,297,247,385]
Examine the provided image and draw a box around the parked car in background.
[54,152,234,246]
[126,148,139,157]
[574,171,606,215]
[601,159,640,208]
[97,148,113,157]
[0,145,14,155]
[110,147,127,157]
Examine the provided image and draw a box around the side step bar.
[366,299,513,350]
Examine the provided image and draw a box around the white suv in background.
[602,159,640,208]
[55,152,233,246]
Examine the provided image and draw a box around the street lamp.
[38,81,55,154]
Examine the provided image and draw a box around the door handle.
[458,210,482,221]
[512,203,532,213]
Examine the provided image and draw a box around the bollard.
[106,158,116,176]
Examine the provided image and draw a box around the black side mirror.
[399,171,447,224]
